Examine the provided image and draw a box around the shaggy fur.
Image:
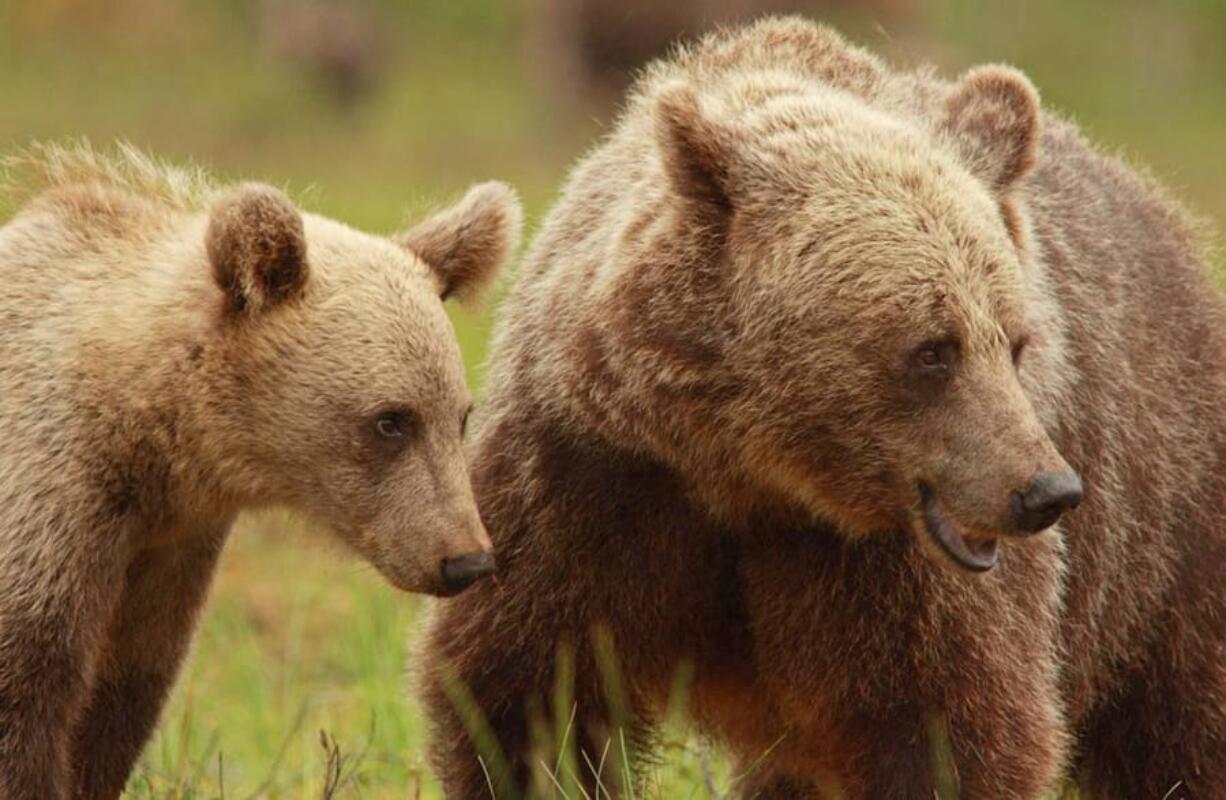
[0,143,520,799]
[420,18,1226,799]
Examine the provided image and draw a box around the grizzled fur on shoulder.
[0,143,519,799]
[420,16,1226,799]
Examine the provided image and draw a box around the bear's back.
[0,187,203,475]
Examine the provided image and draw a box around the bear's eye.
[912,340,956,372]
[372,409,415,441]
[376,416,402,438]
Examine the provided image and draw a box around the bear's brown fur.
[421,18,1226,798]
[0,143,520,799]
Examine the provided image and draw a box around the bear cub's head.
[652,66,1081,572]
[204,181,520,595]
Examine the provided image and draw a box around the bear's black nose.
[439,551,496,596]
[1012,471,1083,533]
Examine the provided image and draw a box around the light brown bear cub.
[422,17,1226,799]
[0,144,520,800]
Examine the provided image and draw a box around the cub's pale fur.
[0,143,520,799]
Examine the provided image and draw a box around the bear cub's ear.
[206,183,308,316]
[941,66,1041,195]
[398,182,523,304]
[655,83,737,215]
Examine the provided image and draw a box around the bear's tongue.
[918,484,999,572]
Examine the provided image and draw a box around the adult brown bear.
[422,18,1226,798]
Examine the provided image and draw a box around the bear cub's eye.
[376,415,403,438]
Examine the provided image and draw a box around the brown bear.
[421,17,1226,799]
[0,143,520,800]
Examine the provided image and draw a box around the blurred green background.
[1,1,1223,797]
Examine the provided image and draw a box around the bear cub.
[0,143,520,800]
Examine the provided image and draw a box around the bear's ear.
[398,181,522,304]
[206,183,308,316]
[655,83,738,217]
[940,66,1041,194]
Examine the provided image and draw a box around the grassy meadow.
[1,1,1224,796]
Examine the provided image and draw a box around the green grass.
[127,516,433,798]
[0,0,1223,796]
[124,520,731,799]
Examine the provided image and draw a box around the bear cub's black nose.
[440,551,496,595]
[1012,471,1084,533]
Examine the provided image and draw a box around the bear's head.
[203,181,520,594]
[634,66,1079,571]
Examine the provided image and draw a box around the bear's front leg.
[422,584,654,799]
[0,520,128,800]
[742,533,1071,799]
[835,665,1069,800]
[69,530,226,800]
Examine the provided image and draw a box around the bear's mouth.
[918,483,999,572]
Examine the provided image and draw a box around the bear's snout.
[1010,470,1083,534]
[438,550,496,596]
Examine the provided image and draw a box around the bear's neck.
[90,252,245,531]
